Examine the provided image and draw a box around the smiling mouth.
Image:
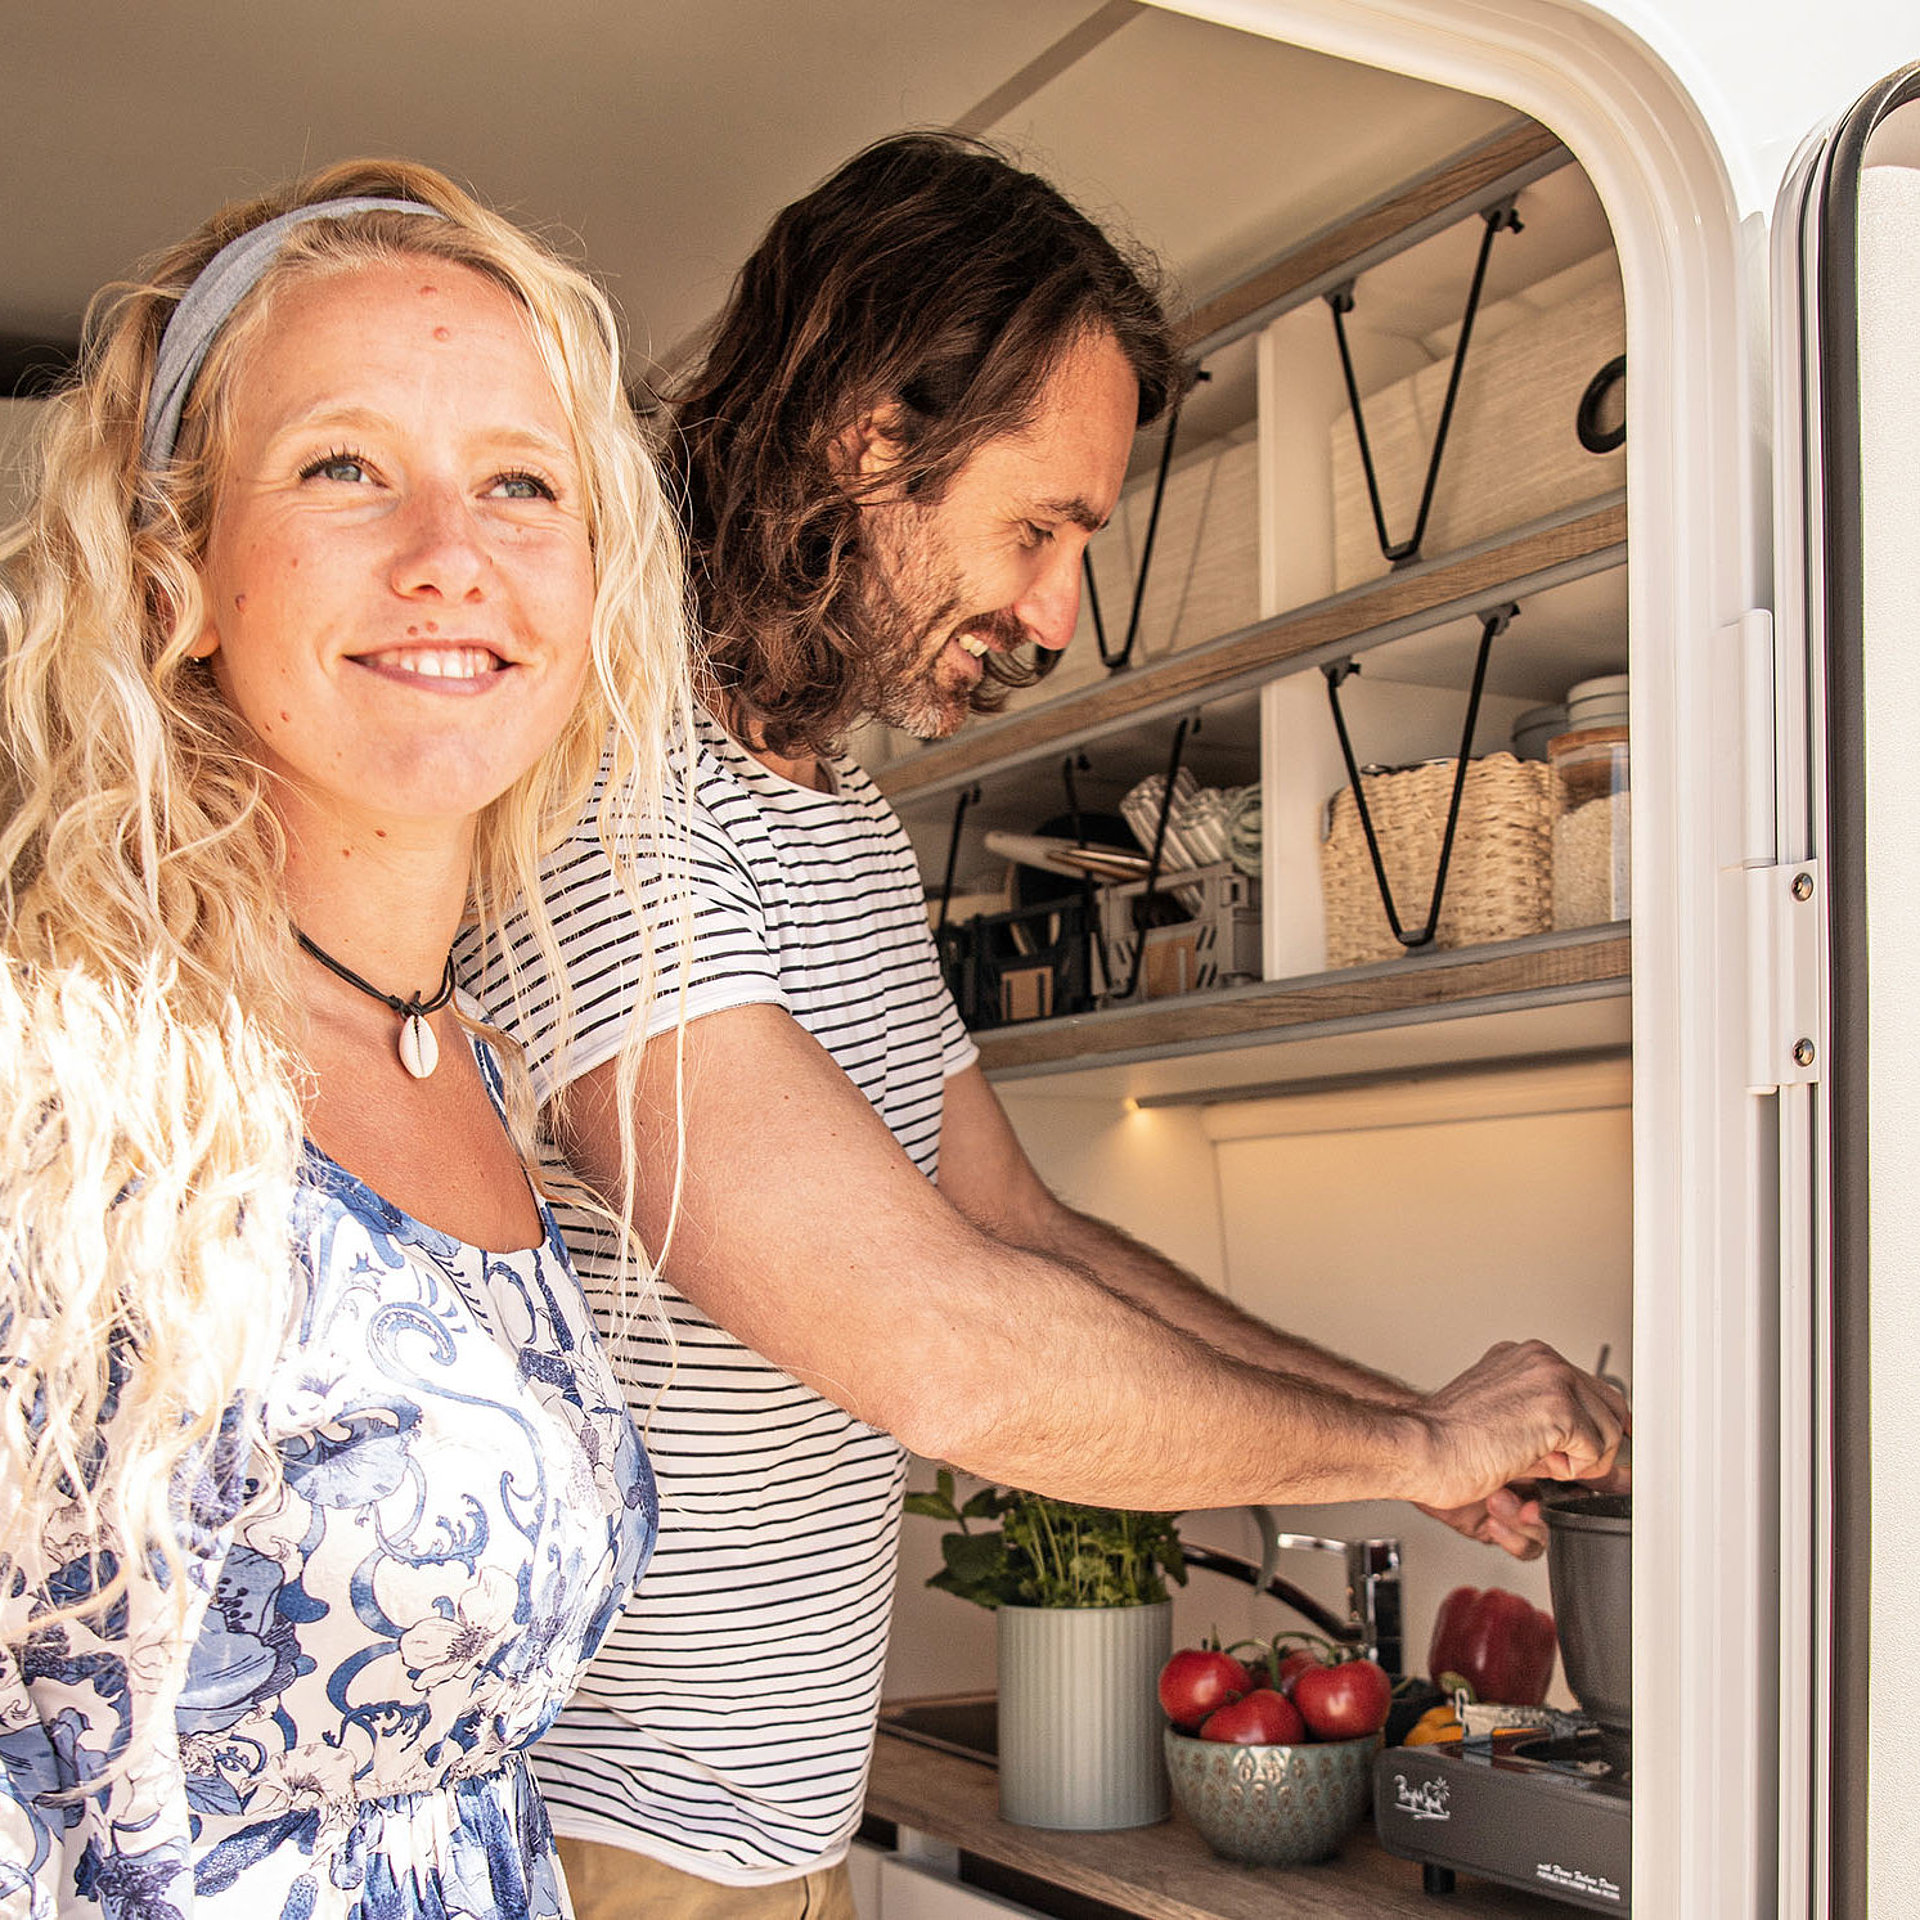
[352,646,508,680]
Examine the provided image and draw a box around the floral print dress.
[0,1046,656,1920]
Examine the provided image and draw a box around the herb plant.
[905,1469,1187,1610]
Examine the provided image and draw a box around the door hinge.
[1746,860,1826,1091]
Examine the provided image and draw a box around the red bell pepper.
[1427,1585,1557,1705]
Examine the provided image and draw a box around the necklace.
[294,928,457,1080]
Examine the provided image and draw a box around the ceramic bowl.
[1163,1728,1377,1865]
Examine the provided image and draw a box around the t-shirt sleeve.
[457,753,788,1106]
[936,958,978,1080]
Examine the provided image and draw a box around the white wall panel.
[1205,1066,1631,1684]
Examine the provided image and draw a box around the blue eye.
[491,470,558,501]
[301,450,371,484]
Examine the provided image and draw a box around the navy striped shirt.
[459,710,974,1882]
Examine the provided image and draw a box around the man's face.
[856,328,1139,740]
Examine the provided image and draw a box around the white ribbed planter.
[996,1601,1171,1830]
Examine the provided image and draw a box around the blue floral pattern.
[0,1045,655,1919]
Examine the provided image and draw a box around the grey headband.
[141,195,445,472]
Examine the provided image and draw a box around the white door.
[1773,57,1920,1920]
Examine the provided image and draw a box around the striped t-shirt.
[459,709,976,1883]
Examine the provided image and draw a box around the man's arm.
[936,1062,1553,1557]
[557,1003,1624,1517]
[935,1063,1419,1405]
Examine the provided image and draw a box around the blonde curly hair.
[0,159,693,1645]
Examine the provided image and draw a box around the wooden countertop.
[868,1727,1568,1920]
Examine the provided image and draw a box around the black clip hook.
[1327,197,1523,570]
[1119,714,1203,1002]
[1084,369,1213,672]
[1322,603,1519,950]
[934,783,982,935]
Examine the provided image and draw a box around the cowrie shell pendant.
[398,1012,439,1080]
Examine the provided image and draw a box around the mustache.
[958,607,1031,651]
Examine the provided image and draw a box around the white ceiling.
[0,1,1523,373]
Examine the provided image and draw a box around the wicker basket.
[1320,752,1556,968]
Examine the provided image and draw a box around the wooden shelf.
[1179,119,1568,355]
[869,1723,1567,1918]
[876,498,1625,809]
[970,925,1629,1082]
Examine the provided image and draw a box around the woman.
[0,160,690,1917]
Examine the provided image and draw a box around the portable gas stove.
[1372,1725,1630,1913]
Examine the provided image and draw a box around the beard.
[853,501,1030,741]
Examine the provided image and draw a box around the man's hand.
[1418,1430,1634,1560]
[1411,1340,1629,1516]
[1417,1485,1550,1560]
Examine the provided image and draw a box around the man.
[465,133,1625,1920]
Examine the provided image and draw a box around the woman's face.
[193,256,596,849]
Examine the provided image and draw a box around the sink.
[877,1693,998,1766]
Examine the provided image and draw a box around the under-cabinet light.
[1129,1043,1629,1110]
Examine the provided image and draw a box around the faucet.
[1179,1506,1404,1678]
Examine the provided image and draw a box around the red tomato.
[1291,1657,1392,1740]
[1157,1648,1253,1732]
[1271,1645,1323,1696]
[1199,1688,1306,1745]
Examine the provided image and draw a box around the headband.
[141,195,445,471]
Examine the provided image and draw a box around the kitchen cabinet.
[884,7,1920,1914]
[880,100,1636,1688]
[871,121,1631,1099]
[879,106,1638,1920]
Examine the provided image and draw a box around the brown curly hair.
[670,132,1183,759]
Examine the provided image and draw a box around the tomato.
[1271,1645,1323,1696]
[1198,1688,1306,1745]
[1157,1648,1254,1732]
[1291,1656,1393,1740]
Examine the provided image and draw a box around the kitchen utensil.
[983,831,1154,884]
[1007,811,1142,908]
[1543,1489,1631,1735]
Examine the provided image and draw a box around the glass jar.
[1549,726,1630,928]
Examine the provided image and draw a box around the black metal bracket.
[1060,751,1103,996]
[1083,370,1212,672]
[1120,714,1202,1001]
[1328,198,1522,569]
[1322,603,1518,950]
[933,783,981,934]
[1060,751,1091,846]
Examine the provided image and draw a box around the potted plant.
[905,1471,1186,1830]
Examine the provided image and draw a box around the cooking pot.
[1543,1489,1630,1735]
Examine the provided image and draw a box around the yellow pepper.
[1402,1706,1463,1747]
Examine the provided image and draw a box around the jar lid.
[1566,673,1630,703]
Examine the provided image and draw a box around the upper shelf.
[876,495,1626,808]
[1178,118,1570,357]
[972,923,1629,1084]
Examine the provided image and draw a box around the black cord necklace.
[294,928,457,1080]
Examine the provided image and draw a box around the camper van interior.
[6,5,1918,1916]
